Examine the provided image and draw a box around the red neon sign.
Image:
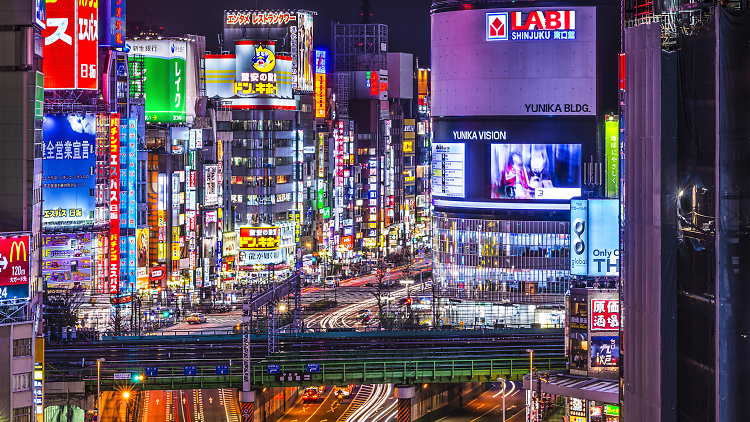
[109,114,120,295]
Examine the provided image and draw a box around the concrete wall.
[252,386,299,422]
[412,382,484,422]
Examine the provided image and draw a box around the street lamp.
[526,349,534,421]
[497,377,507,422]
[97,358,105,421]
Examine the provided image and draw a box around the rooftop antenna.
[361,0,371,24]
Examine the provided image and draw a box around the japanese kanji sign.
[590,299,619,331]
[239,227,280,251]
[590,336,619,367]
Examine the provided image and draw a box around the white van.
[324,276,338,288]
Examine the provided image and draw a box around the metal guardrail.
[66,325,564,342]
[46,356,567,391]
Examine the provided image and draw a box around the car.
[186,313,207,324]
[302,388,320,402]
[356,309,371,318]
[317,386,326,394]
[333,385,351,399]
[324,276,338,288]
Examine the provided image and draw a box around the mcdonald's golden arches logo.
[10,240,27,262]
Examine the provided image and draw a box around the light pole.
[497,377,506,421]
[97,358,105,421]
[526,349,533,422]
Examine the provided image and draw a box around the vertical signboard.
[587,199,620,276]
[42,0,98,90]
[297,11,314,92]
[591,299,620,331]
[570,198,619,277]
[605,118,619,198]
[136,228,149,289]
[127,119,137,228]
[204,165,218,205]
[314,50,326,118]
[42,114,96,224]
[569,198,588,276]
[127,40,187,123]
[100,0,126,48]
[0,236,30,300]
[109,114,121,295]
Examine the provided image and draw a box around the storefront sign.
[591,336,619,367]
[591,299,619,331]
[569,397,586,418]
[239,227,280,250]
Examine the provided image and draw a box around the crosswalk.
[194,389,205,422]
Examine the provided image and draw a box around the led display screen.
[490,143,581,200]
[432,119,594,209]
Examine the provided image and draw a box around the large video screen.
[490,144,581,200]
[432,118,594,210]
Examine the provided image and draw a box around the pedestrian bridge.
[44,328,565,391]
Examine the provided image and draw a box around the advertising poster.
[238,249,283,266]
[239,227,280,250]
[587,199,620,276]
[127,40,187,123]
[42,0,98,90]
[605,119,619,198]
[590,336,619,367]
[42,114,96,224]
[42,233,91,287]
[570,198,588,276]
[0,236,30,299]
[136,228,149,289]
[297,11,314,92]
[100,0,126,47]
[315,50,326,118]
[204,165,219,205]
[490,144,581,200]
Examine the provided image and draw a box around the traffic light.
[163,311,169,318]
[406,298,412,305]
[132,373,145,382]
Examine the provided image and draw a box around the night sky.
[127,0,433,66]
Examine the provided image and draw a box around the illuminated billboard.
[109,114,120,295]
[432,119,593,210]
[569,198,620,277]
[239,227,280,250]
[42,114,96,224]
[432,6,596,116]
[42,234,91,287]
[205,40,294,109]
[127,40,187,123]
[136,228,149,289]
[0,235,30,299]
[204,165,218,205]
[490,144,581,200]
[315,50,326,118]
[100,0,126,47]
[223,9,315,93]
[42,0,98,90]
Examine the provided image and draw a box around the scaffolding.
[128,54,145,100]
[331,22,388,72]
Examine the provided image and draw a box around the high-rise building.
[430,0,620,325]
[623,8,750,421]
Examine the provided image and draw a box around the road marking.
[301,389,333,422]
[156,399,160,405]
[469,404,500,422]
[209,397,213,404]
[477,404,485,409]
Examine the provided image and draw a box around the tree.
[369,259,395,329]
[109,304,128,333]
[44,287,84,338]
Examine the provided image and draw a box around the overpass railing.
[56,324,563,342]
[46,356,568,391]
